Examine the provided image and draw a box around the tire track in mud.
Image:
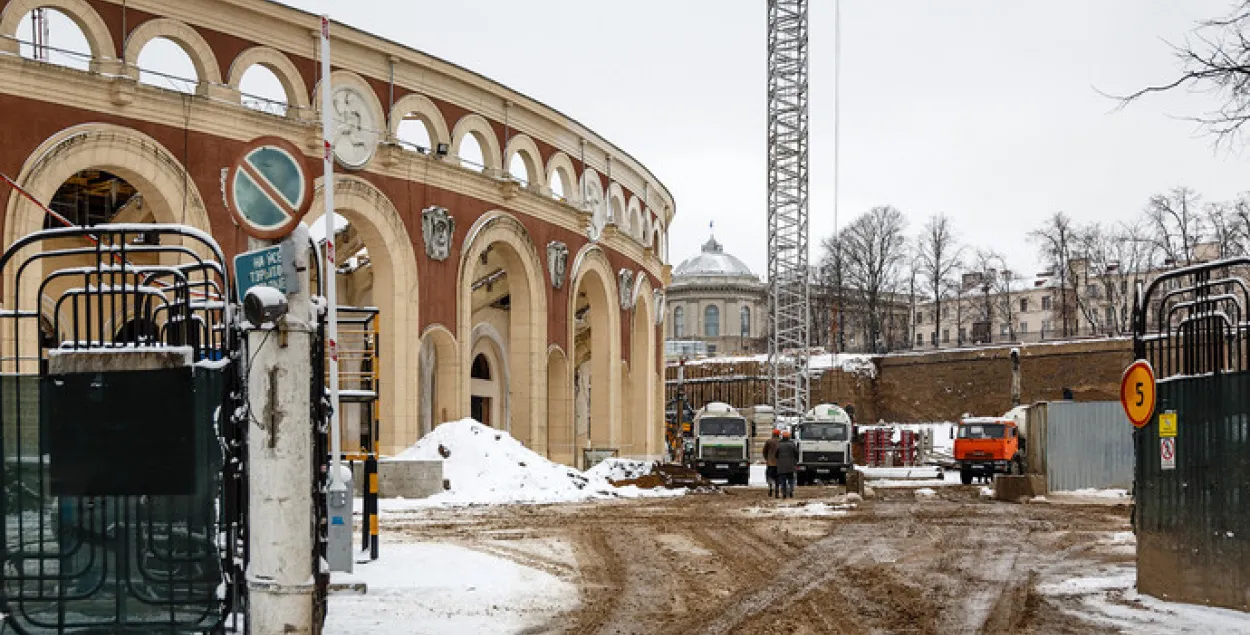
[565,527,627,635]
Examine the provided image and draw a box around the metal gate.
[0,225,247,633]
[1132,258,1250,611]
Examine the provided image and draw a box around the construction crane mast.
[766,0,811,420]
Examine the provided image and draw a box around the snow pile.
[584,458,653,483]
[914,488,937,498]
[391,419,681,506]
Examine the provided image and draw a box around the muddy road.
[387,485,1134,634]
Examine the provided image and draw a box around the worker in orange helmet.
[775,428,800,499]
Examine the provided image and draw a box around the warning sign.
[1161,438,1176,471]
[1159,412,1178,438]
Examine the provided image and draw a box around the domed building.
[665,234,767,356]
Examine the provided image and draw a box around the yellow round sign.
[1121,360,1156,428]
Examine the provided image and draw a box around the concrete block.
[993,474,1047,502]
[48,347,193,373]
[353,459,444,499]
[845,469,866,497]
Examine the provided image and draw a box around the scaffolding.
[766,0,811,419]
[326,305,380,560]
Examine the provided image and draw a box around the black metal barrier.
[0,225,244,634]
[1132,257,1250,611]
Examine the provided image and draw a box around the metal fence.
[1132,257,1250,611]
[1027,401,1134,492]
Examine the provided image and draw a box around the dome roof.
[674,235,756,279]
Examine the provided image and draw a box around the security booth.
[0,224,327,634]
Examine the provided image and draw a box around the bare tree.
[1145,186,1204,266]
[967,249,1018,342]
[832,206,908,352]
[1029,212,1079,338]
[1204,198,1250,257]
[1115,2,1250,147]
[905,242,922,349]
[918,214,962,346]
[818,232,847,351]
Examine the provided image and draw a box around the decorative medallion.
[547,241,569,289]
[331,85,380,169]
[421,206,455,261]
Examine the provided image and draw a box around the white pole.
[321,15,344,489]
[247,224,315,635]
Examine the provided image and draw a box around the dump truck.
[686,402,751,485]
[954,416,1026,484]
[794,403,854,485]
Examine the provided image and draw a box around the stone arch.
[470,322,509,432]
[546,345,573,465]
[458,211,548,453]
[568,243,621,460]
[503,134,543,188]
[5,123,212,250]
[227,45,310,110]
[545,151,577,203]
[628,276,658,458]
[420,325,461,437]
[2,123,215,373]
[306,175,421,455]
[607,182,626,228]
[123,18,223,87]
[388,93,450,149]
[450,113,502,173]
[0,0,113,64]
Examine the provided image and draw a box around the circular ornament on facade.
[331,85,380,169]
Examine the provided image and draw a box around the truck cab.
[795,403,854,485]
[687,402,751,485]
[954,416,1025,484]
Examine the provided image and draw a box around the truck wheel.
[1009,459,1023,476]
[835,472,847,486]
[960,467,973,485]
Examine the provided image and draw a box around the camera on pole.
[244,285,289,327]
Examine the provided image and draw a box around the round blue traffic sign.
[226,136,312,239]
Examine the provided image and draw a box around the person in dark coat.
[762,428,781,497]
[775,429,800,499]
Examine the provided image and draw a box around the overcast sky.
[286,1,1247,277]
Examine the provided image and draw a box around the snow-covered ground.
[743,501,856,517]
[386,419,682,507]
[1039,562,1250,634]
[861,466,964,488]
[323,542,575,635]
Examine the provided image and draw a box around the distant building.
[664,232,912,358]
[665,234,767,357]
[910,244,1225,348]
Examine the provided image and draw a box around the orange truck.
[954,416,1026,484]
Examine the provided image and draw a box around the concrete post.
[1010,347,1022,407]
[246,231,315,635]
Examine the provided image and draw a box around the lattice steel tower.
[767,0,811,419]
